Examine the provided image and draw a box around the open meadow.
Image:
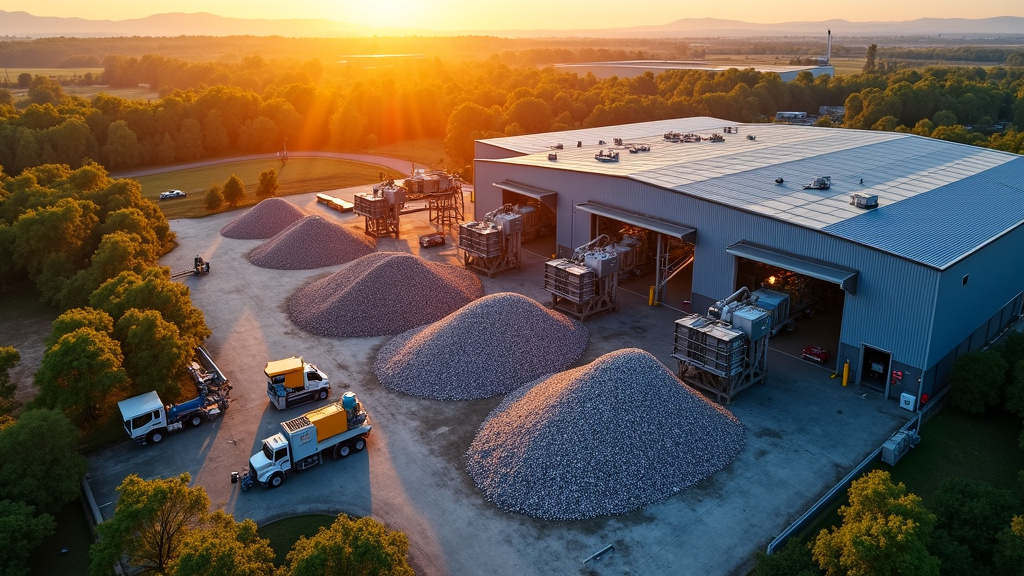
[128,157,406,219]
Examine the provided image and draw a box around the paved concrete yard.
[86,186,910,576]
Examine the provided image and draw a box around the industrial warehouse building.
[472,116,1024,403]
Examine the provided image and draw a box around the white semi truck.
[118,346,231,445]
[242,392,371,490]
[265,356,330,410]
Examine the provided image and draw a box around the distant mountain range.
[2,10,1023,39]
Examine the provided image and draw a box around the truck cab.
[265,357,330,410]
[248,433,293,488]
[119,391,170,444]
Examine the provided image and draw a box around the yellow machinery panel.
[307,402,349,440]
[265,357,304,389]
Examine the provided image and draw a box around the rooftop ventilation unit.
[850,193,878,209]
[548,153,557,161]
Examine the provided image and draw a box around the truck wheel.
[352,437,366,452]
[334,443,351,459]
[147,429,166,445]
[318,389,328,401]
[189,414,203,427]
[269,473,284,488]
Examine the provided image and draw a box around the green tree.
[950,349,1008,414]
[0,409,88,514]
[812,469,939,576]
[205,185,224,212]
[280,514,414,576]
[16,73,31,88]
[102,120,144,169]
[58,230,159,309]
[32,327,128,421]
[993,516,1024,576]
[255,168,278,200]
[0,347,19,416]
[175,118,205,162]
[91,473,210,576]
[11,197,96,281]
[444,102,499,164]
[0,499,57,576]
[928,479,1019,575]
[45,307,115,349]
[202,110,231,155]
[864,44,878,73]
[222,174,245,208]
[1008,360,1024,419]
[171,511,275,576]
[114,308,192,401]
[88,269,211,350]
[932,109,958,127]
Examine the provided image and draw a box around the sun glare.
[324,0,431,29]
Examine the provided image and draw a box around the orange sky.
[10,1,1024,30]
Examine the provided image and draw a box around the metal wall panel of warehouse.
[472,119,1024,401]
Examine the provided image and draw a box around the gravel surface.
[287,252,484,338]
[374,292,589,400]
[220,198,308,239]
[466,348,745,520]
[247,215,376,270]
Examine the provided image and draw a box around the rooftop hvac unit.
[850,193,878,209]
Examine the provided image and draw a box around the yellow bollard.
[649,286,655,306]
[842,360,850,387]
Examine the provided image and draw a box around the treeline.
[0,35,700,69]
[879,46,1023,63]
[2,56,1024,179]
[840,66,1024,152]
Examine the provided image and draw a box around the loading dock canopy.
[494,180,557,212]
[576,201,697,242]
[727,241,859,295]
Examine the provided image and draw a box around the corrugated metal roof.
[479,118,1024,268]
[823,157,1024,269]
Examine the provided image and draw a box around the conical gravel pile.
[374,292,588,400]
[220,198,307,239]
[466,348,745,520]
[287,252,483,338]
[247,215,375,270]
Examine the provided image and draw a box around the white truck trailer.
[265,356,330,410]
[117,346,230,445]
[242,392,371,490]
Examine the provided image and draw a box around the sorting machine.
[543,235,619,321]
[353,180,405,238]
[458,204,522,277]
[672,287,772,403]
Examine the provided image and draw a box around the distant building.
[553,60,834,82]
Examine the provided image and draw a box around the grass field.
[27,499,94,576]
[257,514,337,567]
[132,157,404,219]
[367,138,450,169]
